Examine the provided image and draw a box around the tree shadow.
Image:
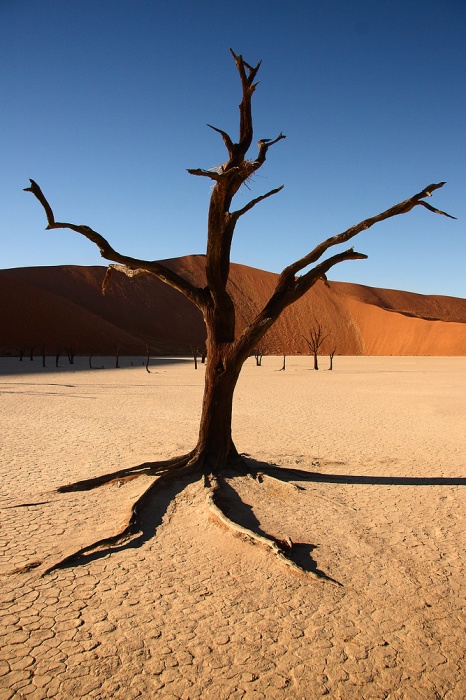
[53,462,338,583]
[216,473,338,583]
[0,356,194,376]
[56,470,200,569]
[244,457,466,487]
[44,453,463,578]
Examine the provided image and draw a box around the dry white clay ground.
[0,355,465,699]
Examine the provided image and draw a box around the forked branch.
[279,182,455,286]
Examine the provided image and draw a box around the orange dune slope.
[1,255,465,356]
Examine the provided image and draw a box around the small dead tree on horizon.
[253,344,265,366]
[303,321,330,370]
[64,347,76,365]
[24,50,455,580]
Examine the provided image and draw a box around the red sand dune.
[1,255,465,356]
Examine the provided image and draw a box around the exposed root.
[205,475,341,586]
[10,451,341,585]
[40,457,198,577]
[56,451,196,493]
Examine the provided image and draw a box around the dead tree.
[64,347,76,365]
[329,347,337,371]
[25,50,455,579]
[253,348,263,366]
[191,346,199,370]
[303,321,330,370]
[145,346,151,373]
[191,345,206,369]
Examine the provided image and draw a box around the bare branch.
[231,185,284,221]
[207,124,234,158]
[229,49,261,89]
[234,248,367,361]
[255,132,286,166]
[295,248,368,297]
[102,264,150,295]
[229,49,262,158]
[25,179,204,307]
[417,200,456,219]
[186,168,222,181]
[279,182,455,285]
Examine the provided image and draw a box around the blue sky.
[1,0,465,298]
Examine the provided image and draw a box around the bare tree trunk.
[329,348,336,370]
[279,354,286,371]
[193,346,242,473]
[65,347,75,365]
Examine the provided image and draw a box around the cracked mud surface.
[1,356,465,699]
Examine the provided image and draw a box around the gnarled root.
[205,474,341,586]
[56,450,196,493]
[12,451,340,586]
[39,453,199,576]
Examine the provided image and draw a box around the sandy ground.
[0,355,465,699]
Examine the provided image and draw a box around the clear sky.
[1,0,465,298]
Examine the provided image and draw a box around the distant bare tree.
[192,346,199,370]
[65,347,76,365]
[16,347,25,361]
[303,321,330,370]
[278,354,286,371]
[145,346,152,374]
[329,347,337,371]
[191,344,207,369]
[253,343,265,366]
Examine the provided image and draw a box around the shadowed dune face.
[1,255,465,356]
